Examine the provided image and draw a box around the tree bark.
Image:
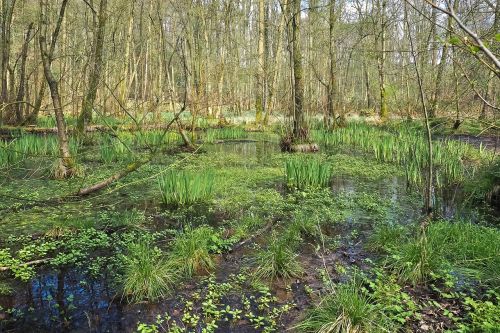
[77,0,108,134]
[39,0,74,178]
[376,0,388,120]
[255,0,266,124]
[0,0,16,126]
[291,0,307,141]
[13,23,34,124]
[327,0,338,129]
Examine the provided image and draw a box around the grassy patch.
[158,169,214,206]
[170,226,222,277]
[285,155,331,190]
[121,240,178,302]
[253,235,302,281]
[204,127,248,143]
[372,220,500,286]
[298,280,381,333]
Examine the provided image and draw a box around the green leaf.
[495,33,500,42]
[449,36,461,45]
[469,45,480,54]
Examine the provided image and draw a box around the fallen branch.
[76,159,150,196]
[0,258,52,272]
[230,220,275,253]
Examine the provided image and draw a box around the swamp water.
[0,141,496,332]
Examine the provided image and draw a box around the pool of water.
[1,141,496,332]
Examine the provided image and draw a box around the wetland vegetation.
[1,0,499,332]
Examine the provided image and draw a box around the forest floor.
[0,123,499,332]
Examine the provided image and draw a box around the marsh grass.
[375,220,500,286]
[99,134,130,163]
[204,127,248,143]
[366,223,408,253]
[285,156,331,190]
[158,169,214,206]
[136,130,183,148]
[298,280,380,333]
[312,122,493,189]
[121,240,178,302]
[170,226,218,277]
[253,235,302,281]
[0,133,80,167]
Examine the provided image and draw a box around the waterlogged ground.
[0,135,498,332]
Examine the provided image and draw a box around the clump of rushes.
[298,280,380,333]
[379,220,500,287]
[121,240,178,303]
[99,134,129,163]
[311,122,493,189]
[170,226,218,277]
[204,127,247,143]
[253,235,302,281]
[366,223,408,253]
[285,155,331,190]
[158,169,214,206]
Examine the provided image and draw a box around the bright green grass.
[169,226,218,277]
[298,280,381,333]
[312,122,494,188]
[285,155,331,190]
[204,127,248,143]
[253,235,302,281]
[158,169,214,206]
[372,220,500,286]
[121,240,178,302]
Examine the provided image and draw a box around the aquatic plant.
[158,169,214,206]
[121,240,177,302]
[136,130,183,148]
[285,156,331,190]
[366,223,408,253]
[384,220,500,286]
[204,127,248,143]
[298,280,379,333]
[170,226,219,277]
[99,134,130,163]
[253,235,302,281]
[312,122,493,189]
[0,133,80,167]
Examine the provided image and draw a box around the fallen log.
[0,258,52,272]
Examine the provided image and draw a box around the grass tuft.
[298,280,379,333]
[285,156,331,190]
[253,235,302,281]
[170,226,218,277]
[121,240,177,303]
[158,169,214,206]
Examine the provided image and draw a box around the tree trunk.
[291,0,307,141]
[376,0,388,120]
[39,0,74,178]
[77,0,108,134]
[13,23,34,124]
[255,0,266,124]
[327,0,337,129]
[0,0,16,126]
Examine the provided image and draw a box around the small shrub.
[158,169,214,206]
[121,240,178,302]
[285,156,331,190]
